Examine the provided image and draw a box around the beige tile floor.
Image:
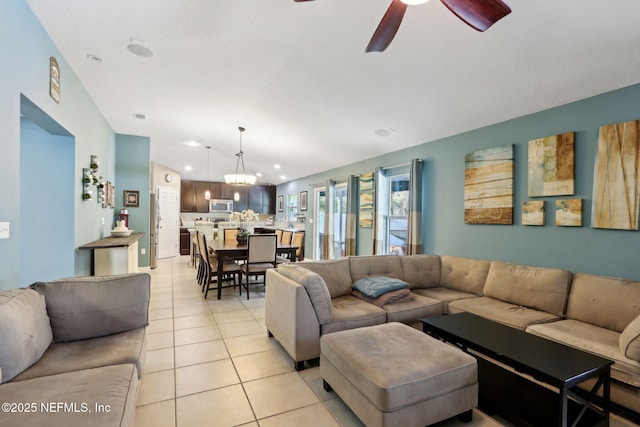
[134,256,639,427]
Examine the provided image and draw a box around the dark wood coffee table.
[422,312,613,427]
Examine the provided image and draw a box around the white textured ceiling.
[26,0,640,184]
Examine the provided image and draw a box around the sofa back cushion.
[567,273,640,332]
[349,255,404,285]
[483,261,571,316]
[400,254,441,289]
[441,256,491,295]
[32,273,150,342]
[277,264,332,324]
[298,258,352,298]
[0,289,53,383]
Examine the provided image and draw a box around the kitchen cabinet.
[194,181,211,213]
[180,180,197,212]
[179,228,191,255]
[181,180,276,214]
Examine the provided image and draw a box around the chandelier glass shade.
[224,126,256,186]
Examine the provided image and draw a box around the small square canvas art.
[556,199,582,227]
[522,201,544,225]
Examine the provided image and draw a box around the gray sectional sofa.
[264,254,640,415]
[0,273,150,427]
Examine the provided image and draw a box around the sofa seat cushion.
[483,261,571,317]
[0,289,53,383]
[382,293,443,323]
[298,258,353,298]
[448,297,560,330]
[321,296,386,335]
[12,328,146,382]
[400,254,441,289]
[527,319,640,387]
[320,322,478,411]
[32,273,150,342]
[440,256,491,295]
[413,287,479,314]
[0,364,138,427]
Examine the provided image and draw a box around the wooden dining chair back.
[292,231,305,260]
[224,228,238,241]
[275,229,283,243]
[240,234,277,299]
[201,232,241,299]
[195,231,208,287]
[281,230,293,245]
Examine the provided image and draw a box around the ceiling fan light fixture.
[224,127,257,186]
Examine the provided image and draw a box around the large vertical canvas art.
[591,120,640,230]
[528,132,575,196]
[464,145,514,224]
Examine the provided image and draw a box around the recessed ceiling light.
[185,165,192,171]
[274,164,281,169]
[256,172,263,177]
[133,113,146,120]
[280,175,286,180]
[86,54,103,62]
[127,39,153,57]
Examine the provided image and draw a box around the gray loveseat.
[264,254,640,415]
[0,273,150,427]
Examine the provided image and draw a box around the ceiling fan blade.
[366,0,408,53]
[440,0,511,32]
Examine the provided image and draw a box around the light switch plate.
[0,222,10,239]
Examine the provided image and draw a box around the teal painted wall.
[279,83,640,281]
[0,2,149,289]
[115,134,151,267]
[19,118,75,286]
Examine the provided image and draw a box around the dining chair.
[281,229,293,245]
[199,232,242,299]
[239,234,277,300]
[292,230,305,260]
[275,229,283,243]
[224,228,238,241]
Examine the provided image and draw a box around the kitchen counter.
[80,232,144,276]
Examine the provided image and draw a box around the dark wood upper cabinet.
[181,180,276,214]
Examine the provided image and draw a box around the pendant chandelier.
[204,146,212,200]
[224,126,256,186]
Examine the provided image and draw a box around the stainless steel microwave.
[209,199,233,213]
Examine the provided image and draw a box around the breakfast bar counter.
[80,232,144,276]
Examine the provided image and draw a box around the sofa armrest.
[620,314,640,361]
[265,269,321,364]
[32,273,150,342]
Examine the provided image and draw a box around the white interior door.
[157,186,179,259]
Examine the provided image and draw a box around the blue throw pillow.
[352,276,409,298]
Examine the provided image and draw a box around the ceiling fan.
[294,0,512,52]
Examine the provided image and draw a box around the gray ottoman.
[320,322,477,427]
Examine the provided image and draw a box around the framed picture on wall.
[300,191,308,211]
[278,195,284,212]
[124,190,140,208]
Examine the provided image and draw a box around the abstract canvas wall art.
[591,120,640,230]
[464,145,514,224]
[528,132,575,197]
[556,199,582,227]
[522,201,545,225]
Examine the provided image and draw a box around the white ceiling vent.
[133,113,147,120]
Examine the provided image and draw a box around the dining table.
[208,239,299,299]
